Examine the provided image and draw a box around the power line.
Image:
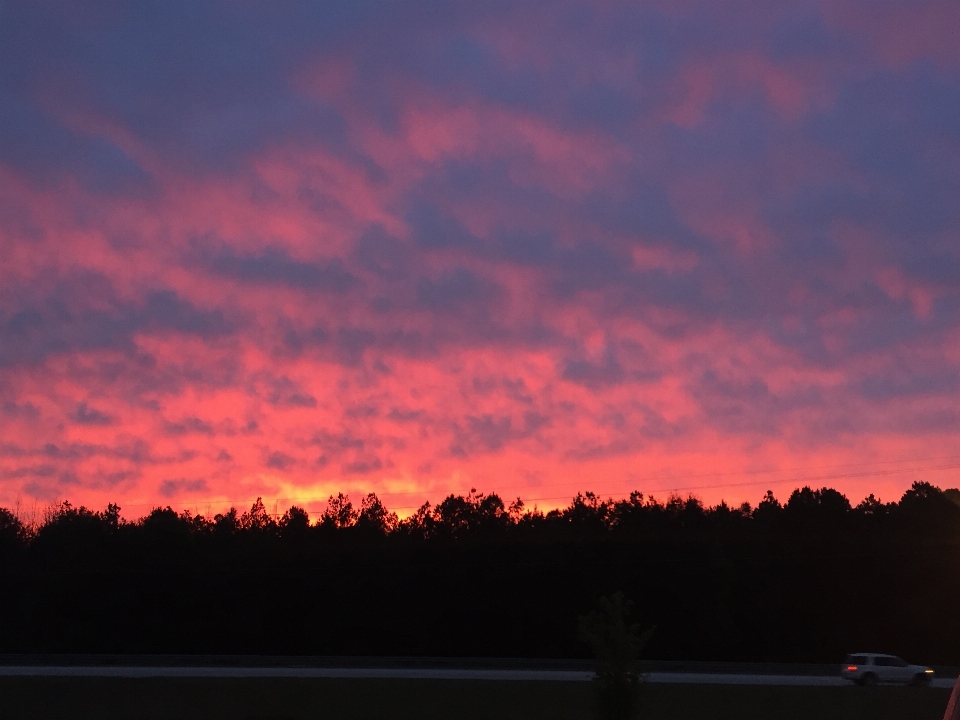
[102,458,960,514]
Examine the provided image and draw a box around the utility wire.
[103,458,960,515]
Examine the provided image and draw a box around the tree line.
[0,482,959,662]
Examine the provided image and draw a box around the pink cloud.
[823,0,960,68]
[2,0,959,519]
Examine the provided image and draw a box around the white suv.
[841,653,934,686]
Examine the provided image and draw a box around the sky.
[2,0,960,519]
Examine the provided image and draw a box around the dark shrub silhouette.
[579,593,655,720]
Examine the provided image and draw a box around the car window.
[892,657,908,667]
[875,657,892,666]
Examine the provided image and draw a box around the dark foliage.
[0,484,959,661]
[579,592,655,720]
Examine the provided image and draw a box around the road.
[0,665,954,687]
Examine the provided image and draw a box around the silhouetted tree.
[752,490,782,524]
[400,501,435,538]
[785,486,850,517]
[321,493,357,529]
[579,593,655,720]
[1,483,959,660]
[431,489,510,537]
[136,506,196,562]
[563,492,611,532]
[0,508,25,543]
[896,481,960,538]
[355,493,398,534]
[213,507,239,534]
[279,505,310,535]
[854,494,887,516]
[30,501,122,566]
[240,497,275,531]
[0,508,26,564]
[945,488,960,508]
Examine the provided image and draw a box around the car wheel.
[862,673,878,686]
[910,674,931,687]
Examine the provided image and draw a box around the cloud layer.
[2,0,959,515]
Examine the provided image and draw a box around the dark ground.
[0,678,950,720]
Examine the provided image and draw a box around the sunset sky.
[2,0,959,519]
